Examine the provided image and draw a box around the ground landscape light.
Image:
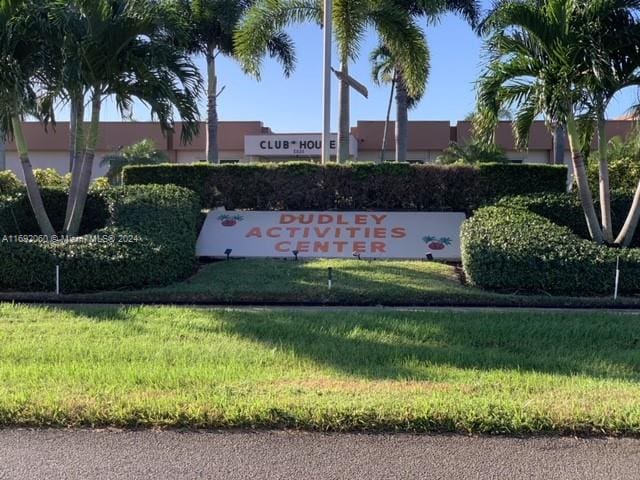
[224,248,232,260]
[352,251,362,260]
[426,253,434,261]
[292,250,299,261]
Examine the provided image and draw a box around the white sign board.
[245,134,358,157]
[196,211,466,260]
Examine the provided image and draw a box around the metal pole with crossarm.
[321,0,332,165]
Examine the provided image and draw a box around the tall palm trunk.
[597,112,613,243]
[566,111,604,244]
[615,178,640,246]
[380,74,395,163]
[11,117,55,237]
[337,58,350,163]
[395,73,408,162]
[0,131,6,171]
[206,44,219,164]
[66,92,101,237]
[552,123,565,165]
[64,94,85,232]
[68,96,77,173]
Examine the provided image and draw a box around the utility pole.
[321,0,332,165]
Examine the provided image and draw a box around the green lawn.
[0,303,639,434]
[2,258,639,307]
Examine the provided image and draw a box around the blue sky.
[95,0,639,132]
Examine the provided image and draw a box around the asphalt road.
[0,430,638,480]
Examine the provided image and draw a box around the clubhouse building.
[2,119,635,179]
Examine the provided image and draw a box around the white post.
[321,0,332,165]
[55,265,60,296]
[614,256,620,300]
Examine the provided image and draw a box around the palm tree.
[577,0,640,244]
[371,43,429,162]
[0,0,56,236]
[476,0,606,243]
[50,0,204,237]
[235,0,429,162]
[170,0,295,164]
[375,0,478,162]
[478,0,640,246]
[370,45,396,162]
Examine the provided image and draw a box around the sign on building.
[244,134,358,157]
[197,211,466,260]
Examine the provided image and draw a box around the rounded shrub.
[0,187,109,236]
[0,184,201,293]
[461,206,640,295]
[0,171,22,196]
[495,192,640,247]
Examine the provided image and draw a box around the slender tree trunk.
[0,130,6,171]
[552,123,565,165]
[11,117,55,237]
[337,57,350,163]
[206,45,219,164]
[380,74,395,163]
[68,97,77,173]
[64,94,86,233]
[566,111,604,244]
[66,92,101,237]
[553,122,571,191]
[597,113,613,243]
[395,73,408,162]
[615,177,640,247]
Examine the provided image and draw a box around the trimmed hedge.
[122,162,567,212]
[0,184,201,293]
[0,171,22,196]
[0,187,109,236]
[461,206,640,295]
[495,192,640,247]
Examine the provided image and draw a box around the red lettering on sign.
[246,227,262,238]
[266,227,282,238]
[371,214,387,225]
[391,227,407,238]
[371,242,386,253]
[334,241,348,253]
[346,227,359,238]
[275,241,291,252]
[374,228,386,238]
[353,241,366,253]
[280,214,296,224]
[313,241,329,253]
[354,214,368,225]
[315,227,331,238]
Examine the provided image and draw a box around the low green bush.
[0,187,109,236]
[0,184,201,293]
[461,206,640,295]
[587,134,640,193]
[496,192,640,247]
[0,171,22,196]
[34,168,72,189]
[123,162,567,212]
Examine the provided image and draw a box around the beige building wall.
[1,120,634,182]
[5,151,110,180]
